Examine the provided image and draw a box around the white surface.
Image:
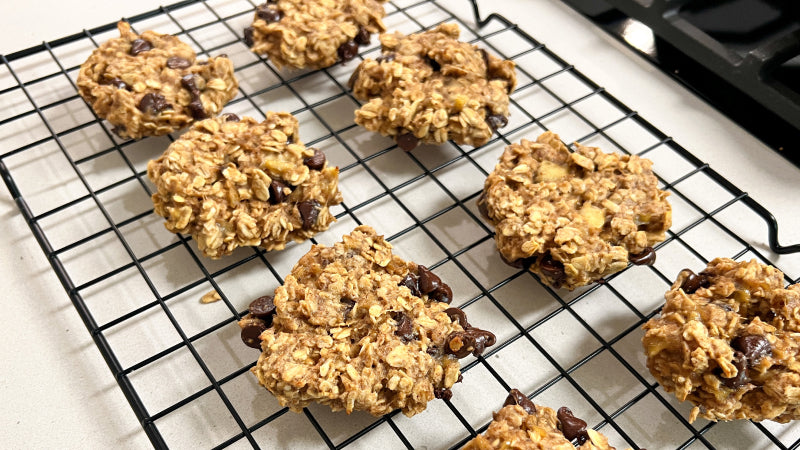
[1,0,799,449]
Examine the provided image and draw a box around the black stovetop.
[562,0,800,168]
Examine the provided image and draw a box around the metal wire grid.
[2,0,800,448]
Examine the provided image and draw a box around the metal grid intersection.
[2,0,800,448]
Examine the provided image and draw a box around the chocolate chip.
[429,284,453,304]
[137,93,171,114]
[285,133,295,144]
[426,346,442,357]
[179,75,206,119]
[187,100,207,120]
[445,328,496,358]
[396,132,418,152]
[719,351,750,388]
[130,39,153,55]
[629,247,656,266]
[433,387,452,400]
[256,5,283,22]
[486,114,508,131]
[376,52,395,63]
[180,74,199,91]
[425,56,441,72]
[393,311,415,343]
[108,78,130,90]
[680,269,709,294]
[337,40,359,62]
[269,180,289,204]
[241,322,267,349]
[480,49,490,72]
[249,295,276,319]
[354,27,371,46]
[303,148,326,171]
[416,265,453,303]
[243,27,255,47]
[341,298,356,319]
[445,307,469,328]
[503,389,536,415]
[557,407,589,445]
[298,200,320,230]
[417,265,442,295]
[223,113,240,122]
[399,273,421,297]
[732,335,772,365]
[539,253,566,287]
[444,333,471,358]
[166,56,192,69]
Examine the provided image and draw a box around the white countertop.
[1,0,799,448]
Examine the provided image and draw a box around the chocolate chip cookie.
[463,389,616,449]
[349,23,516,151]
[478,131,671,290]
[77,21,238,139]
[237,225,496,416]
[147,112,342,258]
[244,0,387,69]
[643,258,800,422]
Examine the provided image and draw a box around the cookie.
[349,23,516,151]
[237,225,496,416]
[643,258,800,422]
[77,21,238,139]
[146,112,342,258]
[478,131,671,290]
[243,0,387,69]
[463,389,616,449]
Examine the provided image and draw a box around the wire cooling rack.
[2,0,800,448]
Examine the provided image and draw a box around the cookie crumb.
[200,290,221,304]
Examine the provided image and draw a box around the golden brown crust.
[246,0,387,69]
[146,113,342,258]
[240,225,496,416]
[350,23,517,150]
[643,258,800,422]
[479,131,671,290]
[77,21,238,139]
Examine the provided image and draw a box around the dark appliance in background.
[560,0,800,168]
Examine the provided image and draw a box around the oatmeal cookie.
[349,23,516,151]
[147,112,342,258]
[643,258,800,422]
[463,389,616,449]
[243,0,387,69]
[478,131,671,290]
[237,225,496,416]
[77,21,238,139]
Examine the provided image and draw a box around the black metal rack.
[1,0,799,448]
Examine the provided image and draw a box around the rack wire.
[2,0,800,448]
